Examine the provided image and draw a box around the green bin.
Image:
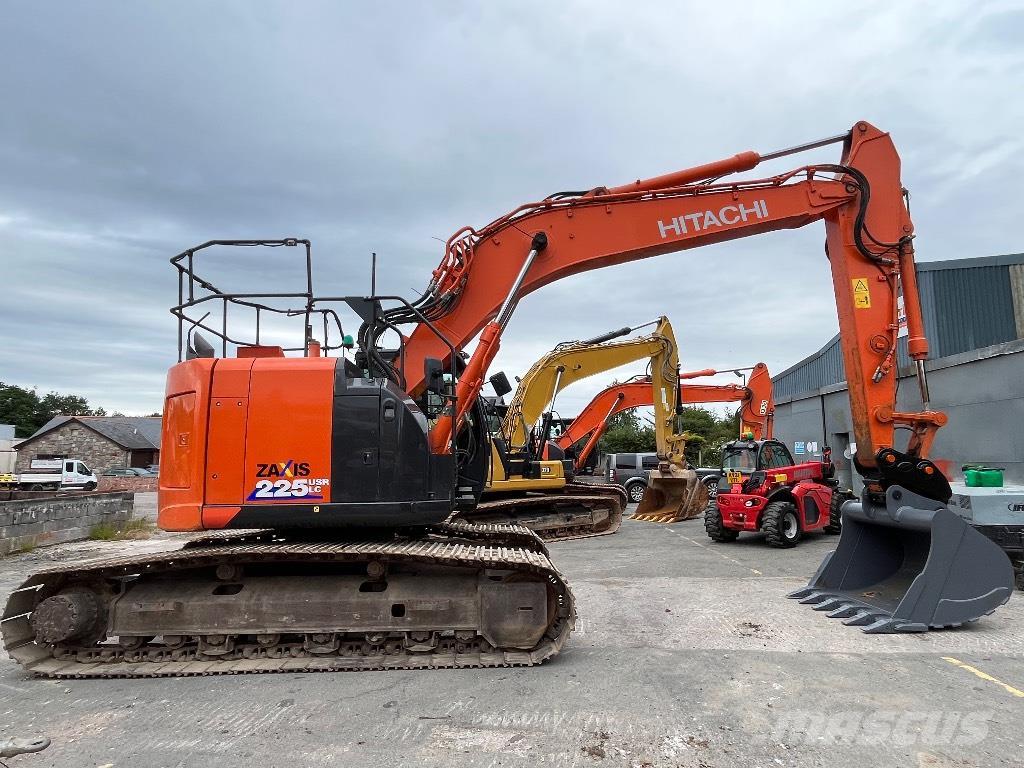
[963,465,1004,488]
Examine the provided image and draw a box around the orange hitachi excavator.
[5,122,1014,679]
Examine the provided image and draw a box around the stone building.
[14,416,161,474]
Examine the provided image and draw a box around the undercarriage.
[464,484,627,541]
[2,521,574,678]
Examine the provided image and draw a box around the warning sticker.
[852,277,871,309]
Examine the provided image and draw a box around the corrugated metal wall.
[773,254,1024,400]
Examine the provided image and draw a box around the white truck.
[0,458,98,492]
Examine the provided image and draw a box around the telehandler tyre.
[762,500,801,548]
[703,500,738,542]
[824,492,845,535]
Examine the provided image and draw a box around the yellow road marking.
[942,656,1024,698]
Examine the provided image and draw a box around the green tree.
[692,406,743,467]
[38,392,94,419]
[0,383,41,438]
[597,409,656,454]
[0,382,107,437]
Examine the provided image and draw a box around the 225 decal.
[246,459,329,502]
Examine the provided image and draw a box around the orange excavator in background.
[555,362,774,479]
[5,122,1014,679]
[553,362,772,523]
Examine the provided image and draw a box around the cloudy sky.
[2,1,1022,418]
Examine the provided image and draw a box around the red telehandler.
[704,438,852,547]
[3,122,1013,678]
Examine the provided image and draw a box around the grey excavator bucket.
[789,485,1014,632]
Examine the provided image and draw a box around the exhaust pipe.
[789,485,1013,632]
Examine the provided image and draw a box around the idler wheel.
[30,589,102,645]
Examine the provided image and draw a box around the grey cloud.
[1,1,1021,414]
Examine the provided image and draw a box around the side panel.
[205,359,254,504]
[230,357,336,523]
[159,358,215,531]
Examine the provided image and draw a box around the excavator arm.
[557,362,774,473]
[501,317,675,452]
[385,122,943,497]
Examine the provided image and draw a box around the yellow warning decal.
[852,277,871,309]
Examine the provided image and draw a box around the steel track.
[2,523,574,679]
[469,484,628,541]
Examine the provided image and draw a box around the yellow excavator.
[456,320,668,539]
[464,316,705,533]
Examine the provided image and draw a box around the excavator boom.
[392,124,939,487]
[502,318,675,453]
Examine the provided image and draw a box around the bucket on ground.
[789,485,1014,632]
[632,466,707,523]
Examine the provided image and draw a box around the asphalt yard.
[1,509,1022,767]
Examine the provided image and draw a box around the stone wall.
[98,476,158,493]
[0,492,134,556]
[15,425,127,474]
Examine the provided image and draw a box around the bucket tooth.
[786,587,815,600]
[861,618,900,634]
[812,597,845,612]
[825,603,861,619]
[841,610,879,626]
[797,591,828,605]
[872,620,926,634]
[791,485,1014,634]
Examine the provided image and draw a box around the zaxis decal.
[247,459,329,502]
[256,460,311,478]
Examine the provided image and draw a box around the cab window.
[65,461,74,473]
[78,462,91,475]
[760,443,793,469]
[723,447,757,471]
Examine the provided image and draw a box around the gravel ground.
[1,509,1021,767]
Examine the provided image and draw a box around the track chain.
[467,484,627,541]
[2,527,573,679]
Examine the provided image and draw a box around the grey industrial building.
[771,252,1024,490]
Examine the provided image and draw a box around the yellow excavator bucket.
[631,466,708,523]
